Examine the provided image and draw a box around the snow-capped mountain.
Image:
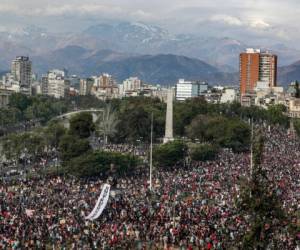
[57,22,172,55]
[56,22,300,71]
[0,21,300,85]
[83,22,170,41]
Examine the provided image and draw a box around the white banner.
[85,184,110,220]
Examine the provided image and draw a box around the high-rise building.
[79,78,94,96]
[41,75,48,96]
[259,53,277,88]
[240,49,277,96]
[69,75,80,89]
[11,56,32,94]
[175,79,208,101]
[47,69,70,98]
[123,77,141,92]
[98,73,115,88]
[92,73,119,99]
[121,77,142,96]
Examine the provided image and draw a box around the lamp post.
[250,117,254,179]
[149,113,153,191]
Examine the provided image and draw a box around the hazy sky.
[0,0,299,44]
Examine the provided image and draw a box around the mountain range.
[278,61,300,84]
[30,46,237,84]
[0,22,300,85]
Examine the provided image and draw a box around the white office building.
[120,77,142,97]
[123,77,141,91]
[175,79,208,101]
[220,88,238,103]
[47,69,70,98]
[1,73,15,87]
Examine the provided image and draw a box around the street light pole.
[250,118,254,179]
[149,112,153,191]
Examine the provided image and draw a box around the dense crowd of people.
[91,136,149,157]
[102,144,148,157]
[0,127,299,249]
[0,148,59,178]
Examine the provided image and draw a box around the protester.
[0,127,299,249]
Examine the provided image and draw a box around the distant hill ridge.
[0,22,300,74]
[31,46,237,84]
[0,21,299,85]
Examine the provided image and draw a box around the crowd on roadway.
[0,127,299,249]
[90,136,149,157]
[0,148,59,178]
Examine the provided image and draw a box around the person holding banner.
[85,184,111,221]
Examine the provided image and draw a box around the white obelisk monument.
[163,88,174,143]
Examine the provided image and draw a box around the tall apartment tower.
[11,56,32,94]
[47,69,70,98]
[41,75,48,96]
[79,78,94,96]
[259,52,277,87]
[240,49,277,95]
[98,73,115,88]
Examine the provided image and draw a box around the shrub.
[66,151,139,177]
[190,144,219,161]
[153,140,187,168]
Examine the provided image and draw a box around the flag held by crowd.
[85,184,110,221]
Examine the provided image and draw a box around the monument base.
[163,137,174,144]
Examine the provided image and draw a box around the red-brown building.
[240,49,277,96]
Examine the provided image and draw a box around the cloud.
[0,3,125,17]
[0,3,19,13]
[209,14,272,31]
[0,0,299,48]
[210,15,243,26]
[130,10,156,21]
[43,4,126,17]
[249,19,271,30]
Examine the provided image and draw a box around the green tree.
[115,97,165,143]
[153,140,187,168]
[203,116,229,143]
[24,100,67,123]
[25,133,46,161]
[190,143,219,162]
[221,119,251,152]
[69,95,106,110]
[59,134,91,163]
[44,121,67,148]
[69,112,95,138]
[186,115,250,152]
[2,134,23,161]
[294,119,300,137]
[96,104,119,144]
[117,106,151,143]
[266,104,288,127]
[67,151,139,177]
[9,93,32,112]
[1,131,47,163]
[0,107,22,127]
[185,114,209,141]
[174,97,208,136]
